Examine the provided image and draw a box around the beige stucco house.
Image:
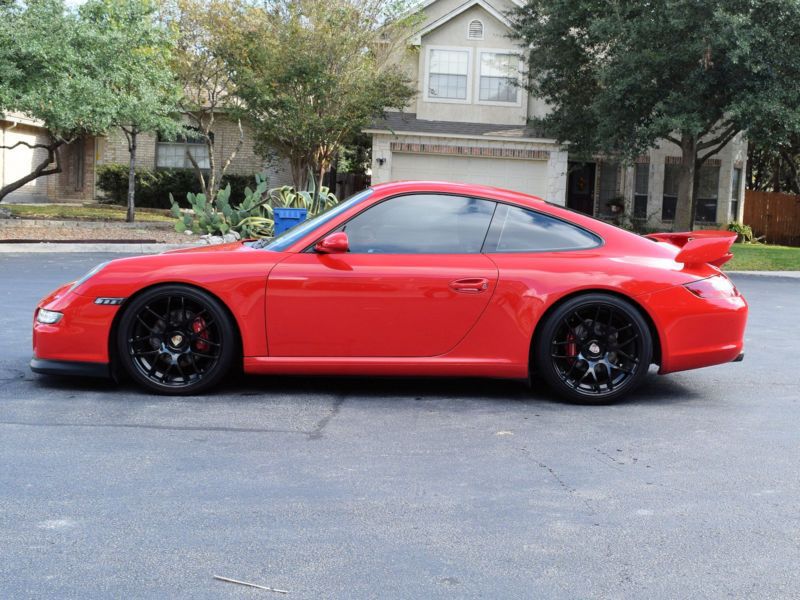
[0,113,291,204]
[366,0,747,228]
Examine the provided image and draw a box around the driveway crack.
[521,447,597,516]
[308,395,346,440]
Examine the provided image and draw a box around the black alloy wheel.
[116,285,236,394]
[534,293,653,404]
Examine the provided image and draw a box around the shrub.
[726,221,754,243]
[170,172,339,239]
[96,164,255,209]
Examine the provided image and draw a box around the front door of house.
[567,162,595,216]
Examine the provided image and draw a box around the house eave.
[0,112,46,128]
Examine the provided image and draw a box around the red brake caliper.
[566,332,577,365]
[192,317,210,351]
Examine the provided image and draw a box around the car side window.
[486,204,601,252]
[343,194,495,254]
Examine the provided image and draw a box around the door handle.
[449,277,490,293]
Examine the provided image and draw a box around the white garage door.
[390,153,547,198]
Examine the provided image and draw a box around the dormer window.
[468,19,484,40]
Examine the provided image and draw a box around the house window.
[156,132,210,169]
[598,161,619,216]
[731,167,742,221]
[428,49,469,100]
[467,19,484,40]
[479,53,518,103]
[695,165,720,223]
[662,163,679,221]
[633,163,649,219]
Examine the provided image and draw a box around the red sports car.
[31,181,747,403]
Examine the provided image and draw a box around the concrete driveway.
[0,253,798,599]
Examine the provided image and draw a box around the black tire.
[533,293,653,404]
[116,285,236,395]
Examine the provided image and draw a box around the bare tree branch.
[0,140,64,202]
[185,148,207,196]
[698,128,740,164]
[697,122,738,151]
[219,118,244,179]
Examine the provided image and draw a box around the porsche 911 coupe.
[31,181,747,403]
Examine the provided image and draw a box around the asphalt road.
[1,252,798,599]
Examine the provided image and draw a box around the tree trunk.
[127,131,137,223]
[290,157,309,190]
[673,133,698,231]
[313,162,326,214]
[0,140,64,202]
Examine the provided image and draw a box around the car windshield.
[255,188,373,252]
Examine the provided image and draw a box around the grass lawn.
[726,243,800,271]
[7,203,173,222]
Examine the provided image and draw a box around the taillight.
[684,275,739,299]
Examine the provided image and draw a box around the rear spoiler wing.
[644,231,737,267]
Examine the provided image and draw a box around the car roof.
[368,180,677,260]
[370,180,546,207]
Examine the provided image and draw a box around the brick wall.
[46,136,96,203]
[98,116,293,192]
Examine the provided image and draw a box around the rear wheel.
[534,294,652,404]
[116,285,236,395]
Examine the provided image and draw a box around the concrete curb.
[0,242,194,254]
[726,270,800,279]
[0,219,175,229]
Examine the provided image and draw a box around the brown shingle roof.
[366,111,552,140]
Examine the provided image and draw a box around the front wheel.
[116,285,236,395]
[534,294,653,404]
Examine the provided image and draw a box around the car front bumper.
[30,358,111,378]
[31,283,118,371]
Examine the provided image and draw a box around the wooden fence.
[743,190,800,246]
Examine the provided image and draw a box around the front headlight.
[68,261,109,293]
[37,309,63,324]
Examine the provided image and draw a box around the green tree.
[160,0,245,205]
[80,0,182,222]
[511,0,800,230]
[0,0,118,202]
[215,0,418,193]
[747,133,800,194]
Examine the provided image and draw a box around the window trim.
[475,49,523,107]
[423,45,473,105]
[156,130,211,171]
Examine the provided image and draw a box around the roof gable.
[410,0,518,45]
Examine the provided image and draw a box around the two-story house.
[365,0,747,228]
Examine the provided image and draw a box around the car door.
[266,194,499,357]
